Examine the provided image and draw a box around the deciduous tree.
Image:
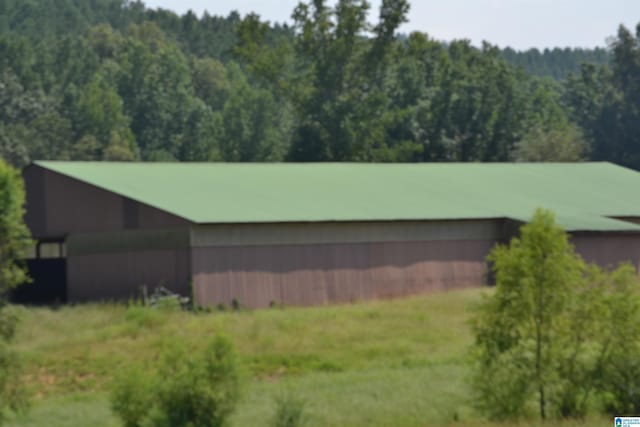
[0,159,31,424]
[471,209,640,420]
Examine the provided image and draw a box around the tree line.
[500,47,610,80]
[0,0,638,170]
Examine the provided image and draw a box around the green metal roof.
[32,161,640,231]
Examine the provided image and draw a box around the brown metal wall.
[67,249,190,301]
[23,165,47,237]
[42,168,123,236]
[23,165,188,238]
[190,219,504,247]
[138,203,187,229]
[572,233,640,272]
[191,239,494,308]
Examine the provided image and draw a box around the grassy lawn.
[6,288,612,426]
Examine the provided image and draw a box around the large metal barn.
[20,161,640,307]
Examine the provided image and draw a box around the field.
[7,288,609,427]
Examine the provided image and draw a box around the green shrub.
[153,296,183,312]
[0,343,28,424]
[0,160,31,424]
[110,365,154,427]
[0,305,28,425]
[0,159,33,292]
[123,306,165,332]
[110,335,241,427]
[271,393,308,427]
[598,265,640,415]
[470,346,533,420]
[153,335,240,427]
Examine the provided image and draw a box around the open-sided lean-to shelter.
[22,161,640,307]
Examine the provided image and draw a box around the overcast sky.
[142,0,640,50]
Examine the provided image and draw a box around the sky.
[141,0,640,51]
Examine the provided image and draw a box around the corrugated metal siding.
[43,168,124,235]
[190,220,503,247]
[67,249,190,301]
[138,202,187,229]
[123,198,139,229]
[67,228,190,255]
[572,233,640,272]
[23,165,47,237]
[24,166,188,238]
[191,239,494,308]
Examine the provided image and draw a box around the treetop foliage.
[500,47,610,81]
[0,0,637,169]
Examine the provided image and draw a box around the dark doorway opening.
[11,239,67,305]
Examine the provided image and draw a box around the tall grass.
[14,290,479,397]
[7,289,613,426]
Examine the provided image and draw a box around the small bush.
[0,343,28,424]
[598,265,640,415]
[271,393,308,427]
[0,306,20,341]
[153,296,183,312]
[0,304,28,425]
[153,335,241,427]
[123,306,165,332]
[110,365,154,427]
[601,354,640,415]
[110,335,241,427]
[470,347,532,420]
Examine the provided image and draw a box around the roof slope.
[32,161,640,231]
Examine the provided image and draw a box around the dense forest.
[0,0,638,169]
[500,47,610,80]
